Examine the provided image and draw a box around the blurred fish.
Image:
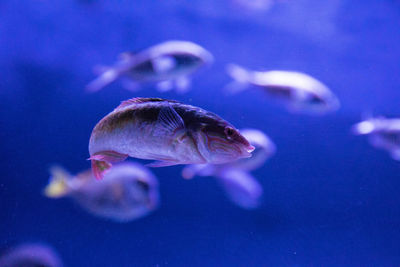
[182,128,275,209]
[231,0,274,12]
[44,162,159,222]
[352,117,400,160]
[86,40,213,94]
[89,97,254,179]
[226,64,340,114]
[0,243,62,267]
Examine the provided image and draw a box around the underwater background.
[1,0,400,266]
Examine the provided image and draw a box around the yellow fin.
[44,165,72,198]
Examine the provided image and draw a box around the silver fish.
[352,117,400,160]
[0,243,63,267]
[182,128,275,209]
[44,162,159,222]
[226,64,340,114]
[231,0,274,12]
[89,97,254,179]
[86,40,213,93]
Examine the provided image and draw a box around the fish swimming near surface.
[44,162,159,222]
[86,40,213,93]
[0,243,63,267]
[352,116,400,160]
[182,128,275,209]
[226,64,340,114]
[89,97,255,179]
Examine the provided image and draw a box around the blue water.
[1,0,400,266]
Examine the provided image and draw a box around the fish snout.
[352,121,375,135]
[240,144,255,158]
[247,145,255,153]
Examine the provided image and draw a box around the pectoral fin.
[88,151,128,180]
[154,105,186,138]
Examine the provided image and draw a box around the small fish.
[182,128,274,209]
[217,169,263,209]
[44,162,159,222]
[232,0,274,12]
[0,243,63,267]
[226,64,340,114]
[89,97,254,179]
[352,117,400,160]
[86,40,213,93]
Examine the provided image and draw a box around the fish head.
[134,178,159,210]
[288,90,339,115]
[351,117,390,135]
[224,128,276,171]
[168,42,213,71]
[172,49,213,72]
[311,93,340,112]
[352,120,376,135]
[194,123,255,164]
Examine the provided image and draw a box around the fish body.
[44,163,159,222]
[182,128,274,209]
[0,243,63,267]
[87,40,213,93]
[89,97,254,179]
[226,64,340,114]
[352,117,400,160]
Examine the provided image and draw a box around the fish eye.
[224,126,235,140]
[136,179,150,192]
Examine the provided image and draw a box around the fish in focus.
[86,40,213,93]
[182,128,275,209]
[226,64,340,114]
[352,116,400,160]
[89,97,255,179]
[44,162,159,222]
[0,243,63,267]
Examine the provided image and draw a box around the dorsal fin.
[115,97,179,110]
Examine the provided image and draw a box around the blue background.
[1,0,400,266]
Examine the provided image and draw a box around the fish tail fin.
[224,64,251,94]
[44,165,72,198]
[88,151,128,180]
[86,66,120,93]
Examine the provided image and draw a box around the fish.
[86,40,214,94]
[226,64,340,114]
[44,162,159,222]
[89,97,255,179]
[182,128,275,209]
[0,243,63,267]
[352,117,400,160]
[231,0,275,12]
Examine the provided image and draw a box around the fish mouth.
[240,145,255,158]
[247,145,255,153]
